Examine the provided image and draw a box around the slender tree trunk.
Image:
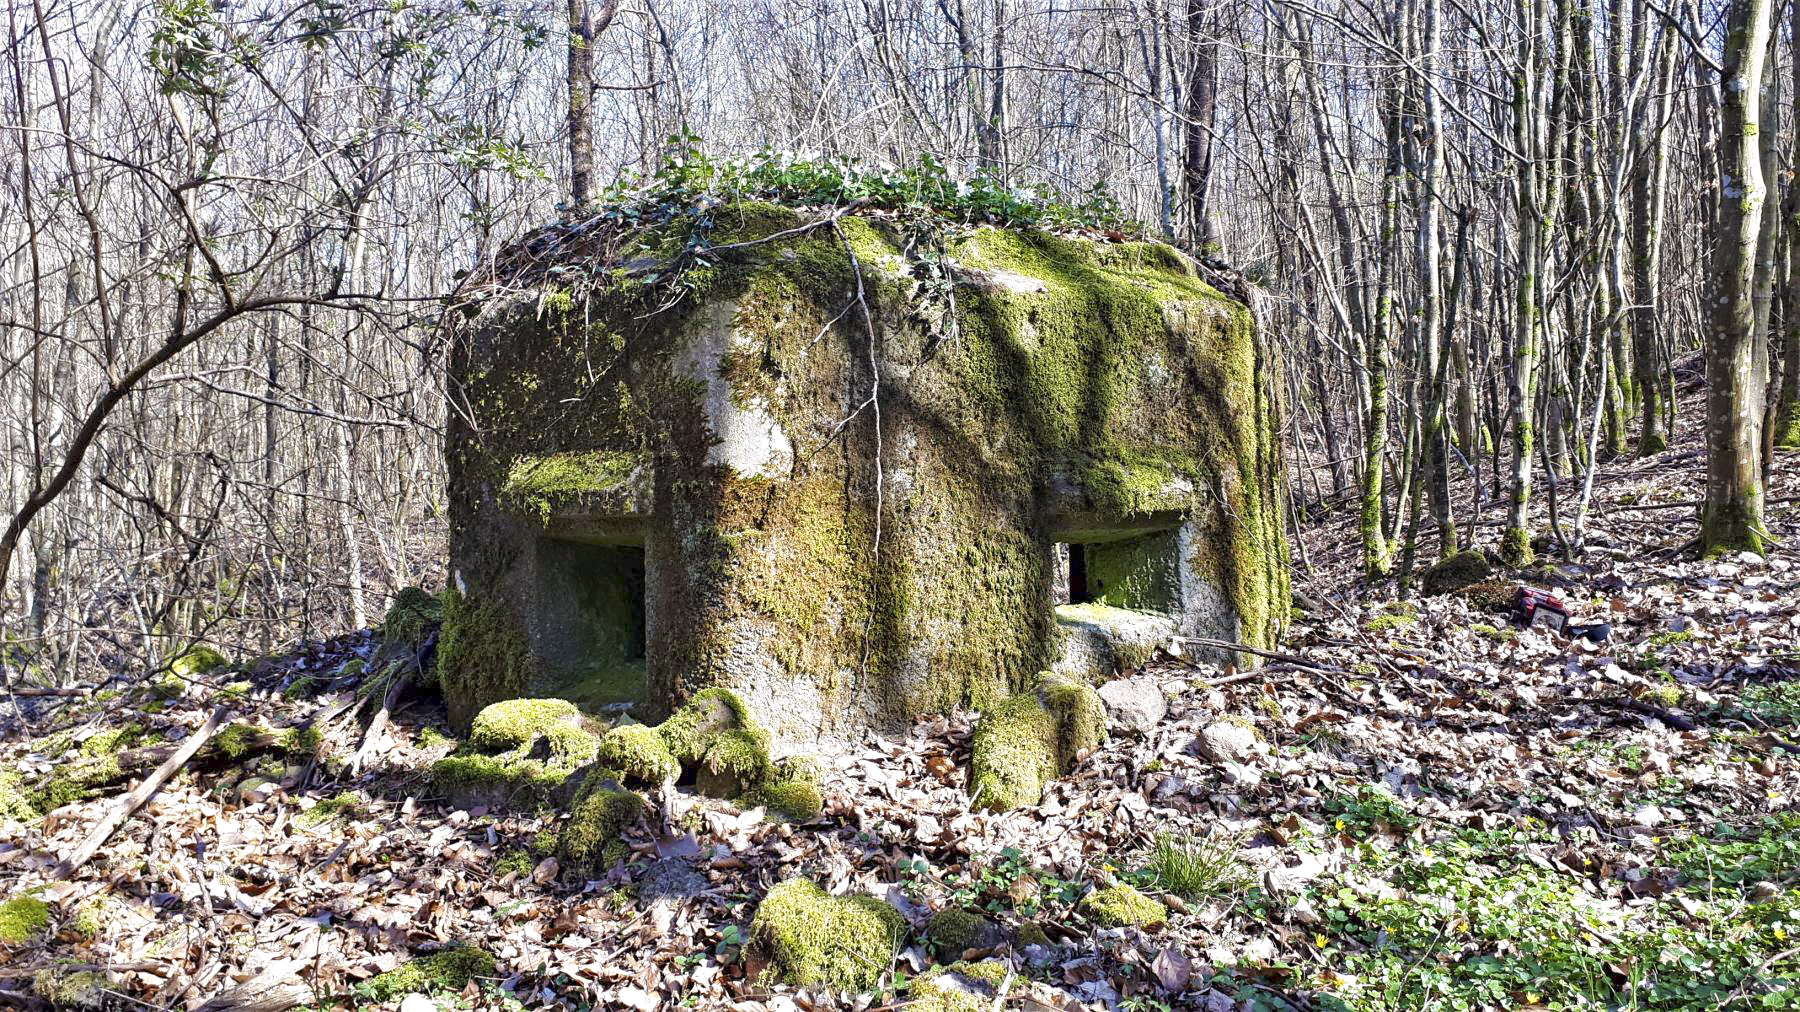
[1183,0,1219,250]
[567,0,594,206]
[1702,0,1775,554]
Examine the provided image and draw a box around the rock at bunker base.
[1096,676,1168,733]
[749,878,906,992]
[969,673,1106,812]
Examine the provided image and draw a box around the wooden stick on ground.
[53,705,228,879]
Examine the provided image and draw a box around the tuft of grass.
[1142,830,1250,901]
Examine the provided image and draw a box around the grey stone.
[1198,721,1259,764]
[637,858,709,904]
[1096,676,1167,732]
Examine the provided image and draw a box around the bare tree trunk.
[1182,0,1219,250]
[1702,0,1776,554]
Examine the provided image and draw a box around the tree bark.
[1702,0,1776,554]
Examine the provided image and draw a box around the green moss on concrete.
[659,687,754,763]
[597,723,679,784]
[468,697,598,760]
[969,691,1058,812]
[1079,883,1165,927]
[502,450,643,524]
[437,589,533,731]
[557,780,646,877]
[910,960,1011,1012]
[0,895,50,944]
[450,205,1288,740]
[750,879,905,992]
[740,779,823,821]
[702,727,773,784]
[970,672,1106,812]
[357,946,497,1002]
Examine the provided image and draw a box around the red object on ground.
[1513,587,1569,632]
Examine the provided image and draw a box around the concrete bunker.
[442,204,1289,748]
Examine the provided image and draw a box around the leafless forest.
[1,0,1790,681]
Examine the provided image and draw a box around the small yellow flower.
[1314,933,1328,948]
[1776,925,1788,941]
[1335,818,1346,831]
[1526,993,1542,1004]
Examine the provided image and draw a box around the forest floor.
[3,416,1799,1011]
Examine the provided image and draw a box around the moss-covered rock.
[924,907,1001,959]
[1459,579,1519,613]
[556,779,646,877]
[0,895,51,944]
[909,960,1011,1012]
[296,791,363,827]
[357,945,497,1002]
[697,726,773,797]
[660,687,754,763]
[381,586,444,653]
[969,673,1106,811]
[32,964,106,1008]
[0,771,37,824]
[1014,922,1051,948]
[739,779,823,821]
[430,753,572,810]
[1078,884,1165,927]
[750,878,905,992]
[170,644,228,678]
[596,723,680,784]
[1420,549,1494,596]
[468,697,598,759]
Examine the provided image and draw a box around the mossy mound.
[660,687,754,764]
[1079,884,1166,927]
[750,879,905,992]
[357,945,497,1002]
[909,960,1011,1012]
[1459,579,1519,613]
[0,895,51,944]
[32,964,106,1008]
[739,779,823,821]
[468,697,599,759]
[697,726,773,796]
[596,723,679,784]
[381,586,443,652]
[969,673,1106,811]
[1421,550,1495,596]
[924,907,1000,959]
[556,778,646,877]
[0,771,34,824]
[433,698,604,810]
[170,644,228,678]
[430,753,573,810]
